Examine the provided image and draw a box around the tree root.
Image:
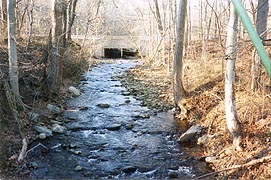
[194,155,271,179]
[4,80,28,162]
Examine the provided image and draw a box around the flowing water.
[27,60,198,179]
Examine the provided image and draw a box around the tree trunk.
[7,0,21,103]
[153,0,163,35]
[26,0,34,51]
[1,0,7,42]
[47,0,65,93]
[66,0,78,46]
[173,0,187,108]
[225,3,242,151]
[251,0,269,90]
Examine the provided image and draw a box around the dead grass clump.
[63,47,88,81]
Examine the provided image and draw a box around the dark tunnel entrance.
[104,48,138,59]
[104,48,121,59]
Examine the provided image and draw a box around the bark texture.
[47,0,65,93]
[251,0,269,90]
[7,0,20,101]
[66,0,78,44]
[225,3,242,151]
[173,0,187,108]
[0,0,7,41]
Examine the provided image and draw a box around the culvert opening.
[103,48,138,59]
[122,48,138,59]
[104,48,121,59]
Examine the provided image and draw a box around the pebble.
[122,91,130,96]
[205,156,220,164]
[97,103,110,108]
[39,133,47,139]
[75,165,83,171]
[105,123,122,131]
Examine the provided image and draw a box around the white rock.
[52,124,67,133]
[205,156,220,164]
[75,165,83,171]
[68,86,81,96]
[39,133,47,139]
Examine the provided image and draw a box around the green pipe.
[231,0,271,79]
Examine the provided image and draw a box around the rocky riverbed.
[24,60,209,179]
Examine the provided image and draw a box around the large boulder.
[178,125,202,143]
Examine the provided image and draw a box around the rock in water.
[75,165,83,171]
[68,86,81,96]
[33,125,53,137]
[105,123,122,131]
[47,104,62,114]
[97,103,110,108]
[52,124,67,133]
[178,125,202,143]
[123,166,136,173]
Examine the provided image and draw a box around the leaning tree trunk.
[251,0,269,90]
[225,3,242,151]
[173,0,187,109]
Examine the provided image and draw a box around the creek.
[27,60,199,179]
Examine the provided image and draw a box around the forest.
[0,0,271,179]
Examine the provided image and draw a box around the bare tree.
[173,0,187,108]
[153,0,163,35]
[7,0,21,103]
[225,3,242,151]
[251,0,269,90]
[0,0,7,41]
[66,0,78,46]
[47,0,66,93]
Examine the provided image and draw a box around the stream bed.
[27,60,200,179]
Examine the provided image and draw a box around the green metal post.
[231,0,271,79]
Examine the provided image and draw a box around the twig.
[194,155,271,179]
[25,143,48,157]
